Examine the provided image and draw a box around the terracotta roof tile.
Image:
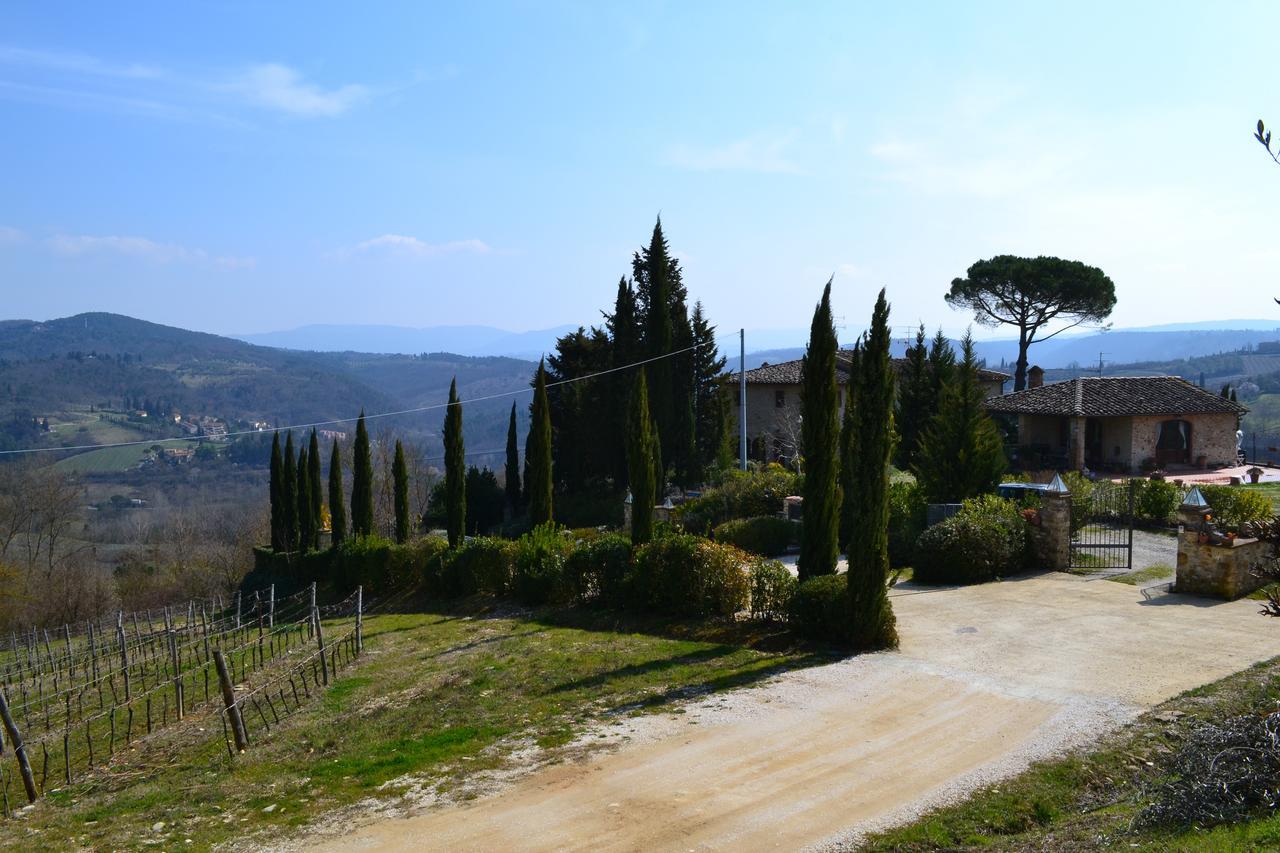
[983,376,1249,417]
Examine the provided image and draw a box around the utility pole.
[1097,352,1107,377]
[739,329,747,471]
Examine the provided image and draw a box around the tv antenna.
[1097,352,1107,377]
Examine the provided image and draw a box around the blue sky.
[2,1,1278,344]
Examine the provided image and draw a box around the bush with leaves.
[437,536,515,598]
[512,523,575,605]
[1133,478,1181,525]
[676,465,800,533]
[788,574,848,643]
[748,559,797,621]
[887,480,927,568]
[1200,485,1273,528]
[713,515,794,557]
[626,535,750,617]
[563,532,633,606]
[914,498,1027,585]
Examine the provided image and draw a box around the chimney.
[1028,365,1044,389]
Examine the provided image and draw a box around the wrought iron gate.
[1069,479,1135,570]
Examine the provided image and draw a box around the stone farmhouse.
[727,351,1009,463]
[984,369,1247,473]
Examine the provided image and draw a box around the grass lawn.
[1,602,821,850]
[862,654,1280,851]
[1106,564,1175,586]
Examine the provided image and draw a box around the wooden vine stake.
[213,650,248,753]
[0,689,37,803]
[313,606,328,686]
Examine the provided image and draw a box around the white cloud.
[665,131,803,174]
[0,225,26,245]
[349,234,491,257]
[232,64,367,117]
[0,45,162,79]
[46,233,254,269]
[835,262,868,279]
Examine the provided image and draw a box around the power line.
[0,341,712,457]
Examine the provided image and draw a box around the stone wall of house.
[1129,412,1239,469]
[1018,414,1062,447]
[1175,506,1273,599]
[1098,417,1134,468]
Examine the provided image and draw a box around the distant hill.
[0,313,537,460]
[237,323,578,360]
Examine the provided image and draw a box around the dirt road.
[314,573,1276,851]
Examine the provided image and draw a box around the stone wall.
[1175,506,1273,599]
[1029,492,1071,571]
[1129,412,1239,469]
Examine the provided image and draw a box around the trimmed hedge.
[1199,485,1273,528]
[887,481,927,568]
[749,560,797,622]
[1133,478,1181,524]
[788,574,847,643]
[627,535,751,617]
[563,532,633,607]
[512,523,574,605]
[713,516,794,557]
[915,515,1018,584]
[676,465,801,533]
[437,537,515,597]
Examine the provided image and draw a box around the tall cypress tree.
[296,444,312,554]
[504,402,521,512]
[634,219,677,485]
[443,379,466,548]
[838,342,862,553]
[798,279,841,581]
[895,324,932,470]
[928,328,956,401]
[282,432,298,553]
[915,332,1007,503]
[606,277,642,487]
[329,440,347,548]
[307,429,323,550]
[269,432,284,551]
[351,412,374,538]
[393,439,410,544]
[690,301,728,483]
[627,370,659,545]
[525,360,554,526]
[846,289,899,651]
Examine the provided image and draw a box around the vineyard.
[0,583,368,814]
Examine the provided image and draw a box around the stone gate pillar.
[1036,489,1072,571]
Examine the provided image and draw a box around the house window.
[775,389,785,408]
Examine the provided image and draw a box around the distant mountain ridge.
[237,323,578,360]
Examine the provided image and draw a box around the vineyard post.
[168,629,183,721]
[235,591,241,629]
[117,612,131,701]
[313,607,328,686]
[0,689,37,804]
[212,651,248,753]
[63,625,73,682]
[87,621,98,681]
[308,583,316,639]
[356,586,363,653]
[268,584,275,629]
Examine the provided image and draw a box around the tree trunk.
[1014,327,1029,392]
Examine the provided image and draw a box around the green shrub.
[332,535,394,593]
[563,533,632,606]
[914,513,1022,585]
[1060,471,1095,534]
[713,516,793,557]
[512,523,575,605]
[1200,485,1274,528]
[887,481,927,567]
[627,535,750,617]
[1134,478,1180,524]
[676,465,800,532]
[957,493,1029,566]
[438,537,515,598]
[788,574,848,642]
[748,560,797,621]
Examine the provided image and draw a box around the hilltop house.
[727,351,1009,463]
[983,370,1247,472]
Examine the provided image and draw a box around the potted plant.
[1248,466,1264,484]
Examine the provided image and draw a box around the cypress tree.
[838,342,862,553]
[282,432,298,553]
[895,324,931,470]
[606,277,642,487]
[443,378,466,548]
[269,432,284,551]
[634,219,677,483]
[928,328,956,401]
[393,439,410,544]
[308,429,323,549]
[329,440,347,548]
[504,402,521,513]
[627,370,659,545]
[690,301,728,484]
[351,412,374,538]
[846,288,899,651]
[296,444,312,554]
[915,332,1007,503]
[525,360,554,526]
[798,279,841,581]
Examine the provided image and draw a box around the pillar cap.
[1046,473,1069,494]
[1182,485,1209,508]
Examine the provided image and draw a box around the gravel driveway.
[310,573,1276,852]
